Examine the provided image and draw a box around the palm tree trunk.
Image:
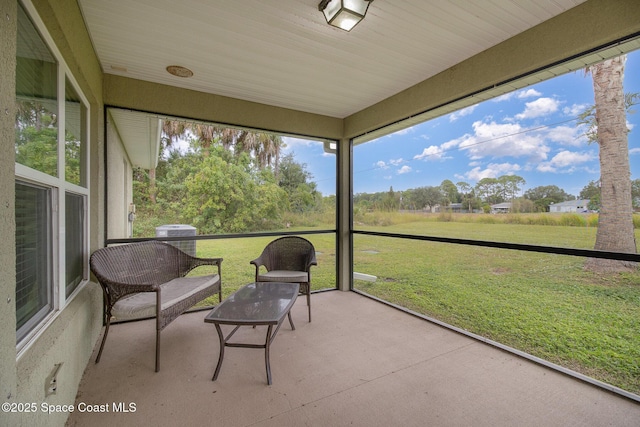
[585,56,637,272]
[149,168,157,204]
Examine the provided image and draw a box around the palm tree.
[583,55,637,272]
[162,120,185,144]
[256,133,284,177]
[234,131,284,175]
[233,130,259,159]
[190,123,238,155]
[456,181,474,212]
[149,121,285,204]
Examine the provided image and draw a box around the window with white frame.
[15,1,89,347]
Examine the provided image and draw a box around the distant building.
[439,203,464,213]
[548,199,590,213]
[490,202,511,214]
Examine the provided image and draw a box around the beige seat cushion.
[112,274,219,321]
[257,270,308,283]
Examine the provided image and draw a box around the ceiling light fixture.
[318,0,373,32]
[166,65,193,78]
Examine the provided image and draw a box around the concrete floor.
[67,291,640,427]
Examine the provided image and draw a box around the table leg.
[265,324,274,385]
[212,323,225,381]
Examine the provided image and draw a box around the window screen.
[65,192,85,298]
[15,180,52,342]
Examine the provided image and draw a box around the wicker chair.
[250,236,317,322]
[90,241,222,372]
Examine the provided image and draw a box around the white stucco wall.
[106,116,133,240]
[0,0,18,415]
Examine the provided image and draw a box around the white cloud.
[514,97,559,120]
[433,117,589,168]
[282,137,314,149]
[536,163,556,173]
[463,167,487,181]
[550,150,594,167]
[413,135,462,161]
[492,93,513,102]
[462,163,521,181]
[375,160,389,169]
[413,145,447,161]
[397,127,415,135]
[397,165,412,174]
[389,158,404,166]
[492,88,541,103]
[536,150,595,172]
[449,104,479,122]
[544,125,587,147]
[563,103,589,117]
[517,89,542,99]
[458,121,549,162]
[630,147,640,155]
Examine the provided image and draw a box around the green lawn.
[190,219,640,396]
[192,232,337,296]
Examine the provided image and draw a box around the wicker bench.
[90,241,222,372]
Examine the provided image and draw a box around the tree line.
[354,176,640,214]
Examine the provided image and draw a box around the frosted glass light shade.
[320,0,372,31]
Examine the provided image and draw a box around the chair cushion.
[112,274,219,321]
[257,270,308,283]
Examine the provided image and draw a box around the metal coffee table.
[204,282,299,385]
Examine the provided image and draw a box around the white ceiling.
[78,0,587,119]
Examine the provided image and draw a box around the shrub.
[132,207,179,238]
[558,213,586,227]
[503,214,525,224]
[283,212,317,228]
[437,212,453,222]
[530,214,559,226]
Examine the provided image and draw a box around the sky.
[280,136,336,195]
[286,49,640,198]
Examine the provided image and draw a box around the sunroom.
[3,1,640,426]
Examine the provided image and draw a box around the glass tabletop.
[204,282,299,325]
